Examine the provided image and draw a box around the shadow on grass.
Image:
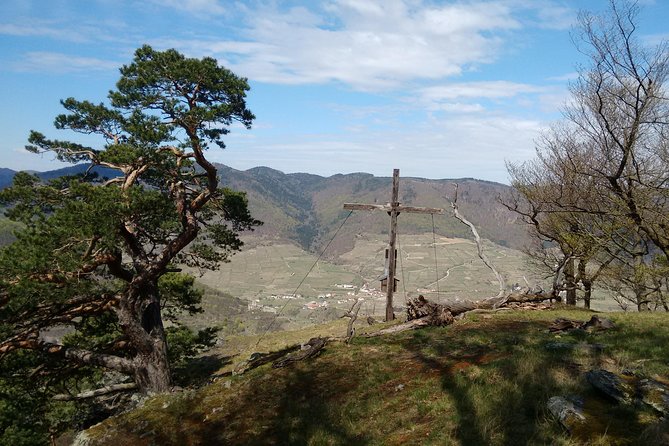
[260,365,370,446]
[173,354,234,387]
[399,319,650,445]
[201,358,370,446]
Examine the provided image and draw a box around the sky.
[1,0,668,184]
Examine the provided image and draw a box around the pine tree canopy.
[0,46,261,440]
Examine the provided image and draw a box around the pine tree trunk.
[135,290,171,393]
[133,340,171,393]
[117,281,172,394]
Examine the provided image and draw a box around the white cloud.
[144,0,579,92]
[0,21,91,42]
[153,0,226,16]
[220,113,546,183]
[546,72,579,82]
[14,52,120,73]
[420,81,546,102]
[427,102,486,113]
[502,0,575,30]
[159,0,524,91]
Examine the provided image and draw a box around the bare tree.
[506,0,669,310]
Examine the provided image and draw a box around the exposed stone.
[71,431,92,446]
[581,315,615,332]
[639,379,669,416]
[586,369,634,404]
[548,396,586,432]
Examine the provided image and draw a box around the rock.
[71,431,92,446]
[549,318,582,333]
[582,316,615,332]
[547,396,586,432]
[639,379,669,416]
[586,369,634,404]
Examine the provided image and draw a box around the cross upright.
[344,169,444,321]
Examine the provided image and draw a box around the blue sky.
[1,0,668,183]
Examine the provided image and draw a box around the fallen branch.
[407,295,455,325]
[273,337,327,368]
[52,383,137,401]
[362,318,432,337]
[367,292,555,336]
[233,344,301,375]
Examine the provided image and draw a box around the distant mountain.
[215,164,529,253]
[0,164,120,189]
[0,168,16,189]
[0,163,529,252]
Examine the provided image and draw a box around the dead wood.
[549,316,616,333]
[506,292,552,304]
[449,184,505,298]
[407,295,455,325]
[272,337,327,368]
[341,299,363,343]
[362,318,432,337]
[233,344,302,375]
[52,383,137,401]
[361,291,556,337]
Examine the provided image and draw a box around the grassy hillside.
[216,164,530,253]
[0,216,21,246]
[77,309,669,445]
[185,232,617,338]
[1,163,531,253]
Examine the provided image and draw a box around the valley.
[186,232,618,336]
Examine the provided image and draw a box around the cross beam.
[343,169,444,321]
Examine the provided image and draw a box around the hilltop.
[71,308,669,446]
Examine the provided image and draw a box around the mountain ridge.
[0,164,529,251]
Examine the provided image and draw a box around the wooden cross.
[344,169,444,321]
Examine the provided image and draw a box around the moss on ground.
[83,309,669,446]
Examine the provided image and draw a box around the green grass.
[82,309,669,445]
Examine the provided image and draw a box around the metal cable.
[397,232,408,303]
[254,210,354,348]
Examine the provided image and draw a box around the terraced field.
[189,233,618,333]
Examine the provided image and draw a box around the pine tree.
[0,45,261,404]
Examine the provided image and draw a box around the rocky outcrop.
[547,396,586,432]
